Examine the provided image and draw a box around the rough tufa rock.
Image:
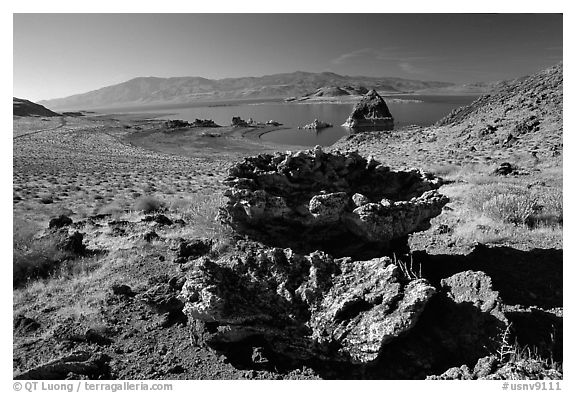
[14,351,111,380]
[342,89,394,131]
[179,243,435,364]
[427,355,563,380]
[220,147,448,257]
[299,119,333,130]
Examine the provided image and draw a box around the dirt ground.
[12,109,562,379]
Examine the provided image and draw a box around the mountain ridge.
[40,71,460,110]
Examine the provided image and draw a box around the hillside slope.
[437,63,563,157]
[39,72,454,110]
[335,63,563,171]
[13,98,60,117]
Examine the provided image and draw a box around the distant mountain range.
[39,71,494,110]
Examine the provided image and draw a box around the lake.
[124,95,478,147]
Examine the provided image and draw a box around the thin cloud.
[398,62,426,75]
[331,47,435,66]
[331,48,383,65]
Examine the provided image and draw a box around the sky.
[13,13,563,101]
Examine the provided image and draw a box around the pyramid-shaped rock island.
[342,89,394,131]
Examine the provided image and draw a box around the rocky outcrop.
[180,243,435,364]
[164,119,220,129]
[231,117,249,127]
[342,89,394,131]
[299,119,333,130]
[220,147,448,257]
[427,355,562,380]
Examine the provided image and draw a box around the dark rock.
[177,238,212,260]
[191,118,220,128]
[165,119,220,129]
[142,214,173,226]
[49,215,73,229]
[53,230,86,255]
[342,89,394,130]
[221,148,447,257]
[165,119,190,129]
[85,329,112,346]
[232,117,249,127]
[167,365,185,374]
[14,315,40,334]
[111,284,135,297]
[144,231,160,242]
[108,220,130,227]
[493,162,519,176]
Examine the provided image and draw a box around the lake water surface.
[126,95,478,147]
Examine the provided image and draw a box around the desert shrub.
[468,184,538,226]
[426,163,461,178]
[531,188,563,227]
[133,196,164,213]
[13,219,90,286]
[169,193,233,242]
[98,201,126,216]
[482,193,538,225]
